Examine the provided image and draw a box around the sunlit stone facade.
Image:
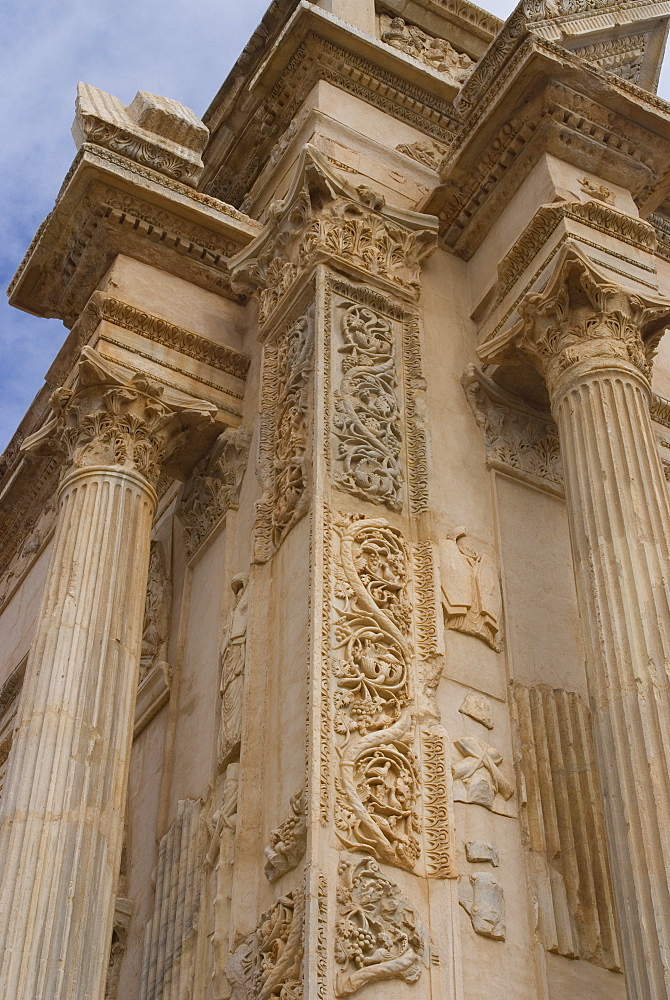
[3,1,670,997]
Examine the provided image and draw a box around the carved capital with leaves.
[480,244,670,398]
[22,347,217,486]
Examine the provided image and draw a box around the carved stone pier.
[0,348,215,1000]
[481,244,670,1000]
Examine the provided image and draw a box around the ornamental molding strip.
[230,144,438,330]
[204,31,459,208]
[254,306,314,563]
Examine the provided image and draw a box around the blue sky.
[0,0,668,452]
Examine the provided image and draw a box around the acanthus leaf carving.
[230,145,437,328]
[334,854,429,997]
[22,347,217,486]
[333,304,403,511]
[462,364,563,492]
[480,244,670,396]
[178,426,251,556]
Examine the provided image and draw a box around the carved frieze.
[206,34,458,207]
[396,139,446,171]
[230,145,438,329]
[439,531,503,651]
[227,889,305,1000]
[463,364,563,493]
[264,790,307,883]
[218,575,250,769]
[333,304,403,511]
[510,682,622,970]
[179,427,251,557]
[335,854,429,997]
[255,310,314,562]
[379,14,475,84]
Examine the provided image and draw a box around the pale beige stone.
[5,0,670,998]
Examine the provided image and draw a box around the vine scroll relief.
[329,513,456,878]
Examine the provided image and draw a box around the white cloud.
[0,0,668,450]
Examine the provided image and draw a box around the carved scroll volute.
[22,346,218,485]
[479,243,670,399]
[229,144,438,330]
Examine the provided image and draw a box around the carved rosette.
[480,245,670,400]
[23,346,217,487]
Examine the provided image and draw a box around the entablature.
[8,144,260,326]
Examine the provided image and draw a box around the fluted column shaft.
[553,358,670,999]
[0,346,215,1000]
[0,465,155,1000]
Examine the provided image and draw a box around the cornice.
[8,146,260,324]
[202,6,461,208]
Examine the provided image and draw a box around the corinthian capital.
[22,347,217,485]
[480,244,670,397]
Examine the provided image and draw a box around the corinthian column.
[481,243,670,1000]
[0,347,215,1000]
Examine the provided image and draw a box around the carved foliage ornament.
[480,246,670,396]
[335,854,429,997]
[379,14,475,84]
[332,515,420,870]
[22,347,216,486]
[264,789,307,883]
[462,364,563,491]
[140,540,171,685]
[334,305,403,511]
[178,426,251,556]
[230,145,438,327]
[255,311,314,562]
[228,889,304,1000]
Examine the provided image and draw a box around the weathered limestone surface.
[5,0,670,998]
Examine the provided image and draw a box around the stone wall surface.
[4,0,670,997]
